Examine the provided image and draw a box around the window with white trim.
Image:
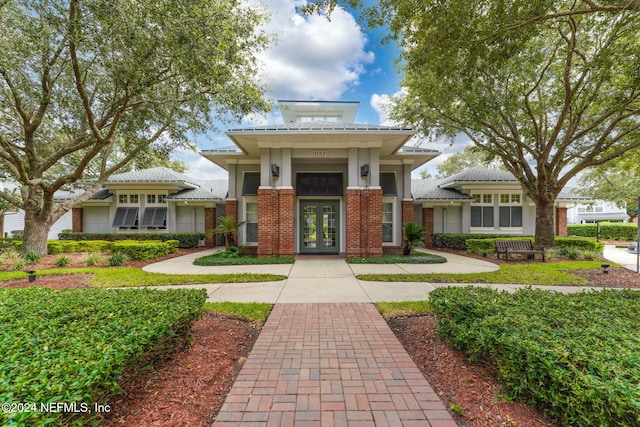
[499,193,522,227]
[245,201,258,243]
[382,201,393,243]
[471,193,494,227]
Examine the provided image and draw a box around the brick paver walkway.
[213,303,457,426]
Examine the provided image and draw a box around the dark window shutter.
[242,172,260,196]
[511,206,522,227]
[380,173,397,196]
[483,206,494,227]
[471,206,482,227]
[296,173,343,196]
[499,206,511,227]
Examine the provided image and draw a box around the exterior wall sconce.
[360,164,369,177]
[271,164,280,177]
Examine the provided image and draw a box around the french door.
[300,200,339,254]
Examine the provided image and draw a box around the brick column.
[204,207,216,247]
[346,189,362,257]
[555,207,568,236]
[346,188,383,258]
[402,199,414,228]
[225,199,238,222]
[365,188,383,257]
[72,208,83,232]
[277,188,295,257]
[258,189,275,257]
[422,207,434,248]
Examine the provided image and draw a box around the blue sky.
[178,1,455,180]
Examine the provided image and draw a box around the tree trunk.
[533,196,556,248]
[22,208,52,255]
[21,184,54,256]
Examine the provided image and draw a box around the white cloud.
[370,89,407,126]
[257,2,374,100]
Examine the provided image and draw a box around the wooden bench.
[495,240,545,262]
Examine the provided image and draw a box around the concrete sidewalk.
[604,244,640,272]
[143,249,606,303]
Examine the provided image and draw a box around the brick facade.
[422,207,434,248]
[204,207,216,247]
[72,208,83,232]
[555,207,568,236]
[402,199,414,229]
[346,188,383,258]
[225,199,238,222]
[257,188,294,257]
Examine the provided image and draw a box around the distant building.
[567,200,629,224]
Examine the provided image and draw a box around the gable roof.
[411,179,473,201]
[438,167,518,188]
[166,180,228,201]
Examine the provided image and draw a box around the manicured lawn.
[348,252,447,264]
[358,261,607,285]
[376,301,433,317]
[202,302,272,323]
[194,254,294,266]
[0,267,286,287]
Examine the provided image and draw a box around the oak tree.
[0,0,270,254]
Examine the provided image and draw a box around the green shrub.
[83,252,105,266]
[567,222,637,240]
[0,287,206,426]
[110,240,176,261]
[22,252,41,265]
[432,233,534,250]
[466,237,536,254]
[109,252,130,267]
[8,258,25,272]
[58,232,204,248]
[430,287,640,426]
[555,237,604,253]
[54,255,71,268]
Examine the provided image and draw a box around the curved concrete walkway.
[604,244,640,272]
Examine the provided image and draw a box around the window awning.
[112,207,139,227]
[141,207,167,227]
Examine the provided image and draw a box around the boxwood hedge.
[466,236,604,254]
[58,232,204,249]
[430,287,640,426]
[567,222,638,241]
[0,287,206,426]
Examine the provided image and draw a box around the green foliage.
[53,256,71,268]
[207,215,245,249]
[554,237,604,253]
[201,302,272,323]
[432,233,528,250]
[8,258,25,272]
[82,252,106,267]
[194,253,294,266]
[466,237,535,254]
[567,222,638,241]
[109,252,130,267]
[347,254,446,264]
[1,0,270,255]
[403,222,425,255]
[434,145,505,178]
[358,261,603,285]
[110,240,177,261]
[58,232,205,249]
[21,251,41,265]
[46,240,112,254]
[465,236,603,256]
[376,301,433,317]
[0,287,206,426]
[430,287,640,426]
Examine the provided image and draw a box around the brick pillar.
[422,207,434,248]
[225,199,238,221]
[555,207,568,236]
[204,207,216,247]
[258,189,275,257]
[277,188,295,257]
[72,208,83,232]
[346,188,383,257]
[402,199,414,228]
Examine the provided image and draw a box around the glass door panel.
[300,200,339,254]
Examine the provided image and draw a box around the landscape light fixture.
[601,264,610,275]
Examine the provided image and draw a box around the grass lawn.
[376,301,433,317]
[194,253,294,266]
[0,267,286,287]
[359,261,607,285]
[202,301,272,323]
[348,252,447,264]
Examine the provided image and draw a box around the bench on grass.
[495,240,545,262]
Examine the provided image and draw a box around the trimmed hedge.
[111,240,179,261]
[46,240,113,254]
[430,287,640,426]
[466,236,604,254]
[0,287,206,426]
[567,222,638,241]
[432,233,533,250]
[58,232,204,249]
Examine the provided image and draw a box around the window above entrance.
[296,173,343,196]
